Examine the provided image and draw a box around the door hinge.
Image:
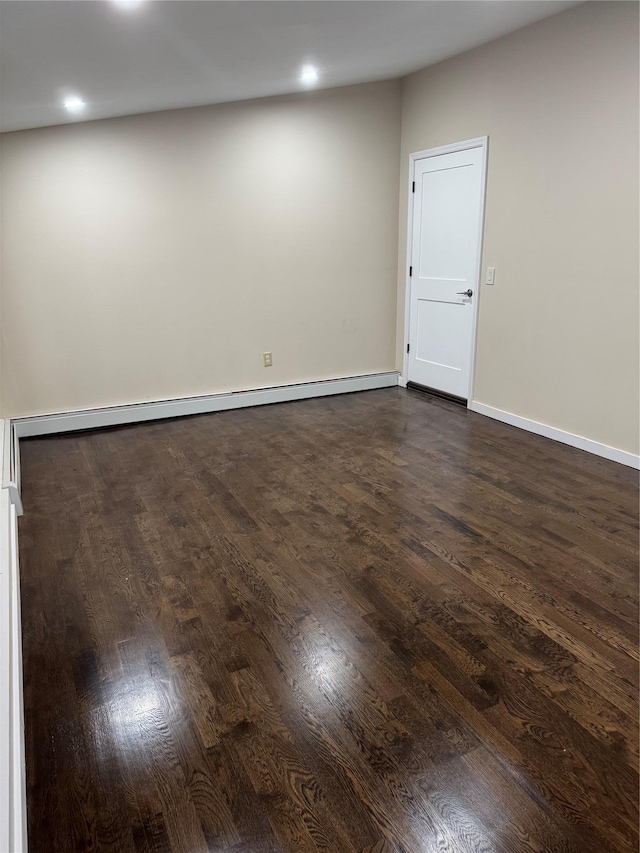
[412,181,415,193]
[409,266,412,277]
[407,343,410,354]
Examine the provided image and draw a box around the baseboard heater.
[406,381,467,406]
[13,372,400,439]
[2,421,23,516]
[0,422,27,853]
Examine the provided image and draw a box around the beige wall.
[398,1,639,455]
[0,81,401,417]
[2,3,638,458]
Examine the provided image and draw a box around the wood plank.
[18,387,639,852]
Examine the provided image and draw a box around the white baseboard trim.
[397,375,407,388]
[469,401,640,469]
[13,371,399,438]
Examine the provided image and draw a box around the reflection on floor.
[19,388,639,852]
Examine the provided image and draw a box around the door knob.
[457,289,473,297]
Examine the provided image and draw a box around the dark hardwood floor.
[18,387,639,853]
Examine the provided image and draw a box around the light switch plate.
[486,267,495,285]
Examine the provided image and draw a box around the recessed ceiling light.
[300,66,319,86]
[112,0,147,9]
[63,96,86,113]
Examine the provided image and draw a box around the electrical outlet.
[263,352,273,367]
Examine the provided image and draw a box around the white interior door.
[407,145,484,400]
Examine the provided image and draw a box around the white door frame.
[402,136,489,406]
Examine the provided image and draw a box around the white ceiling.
[0,0,582,134]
